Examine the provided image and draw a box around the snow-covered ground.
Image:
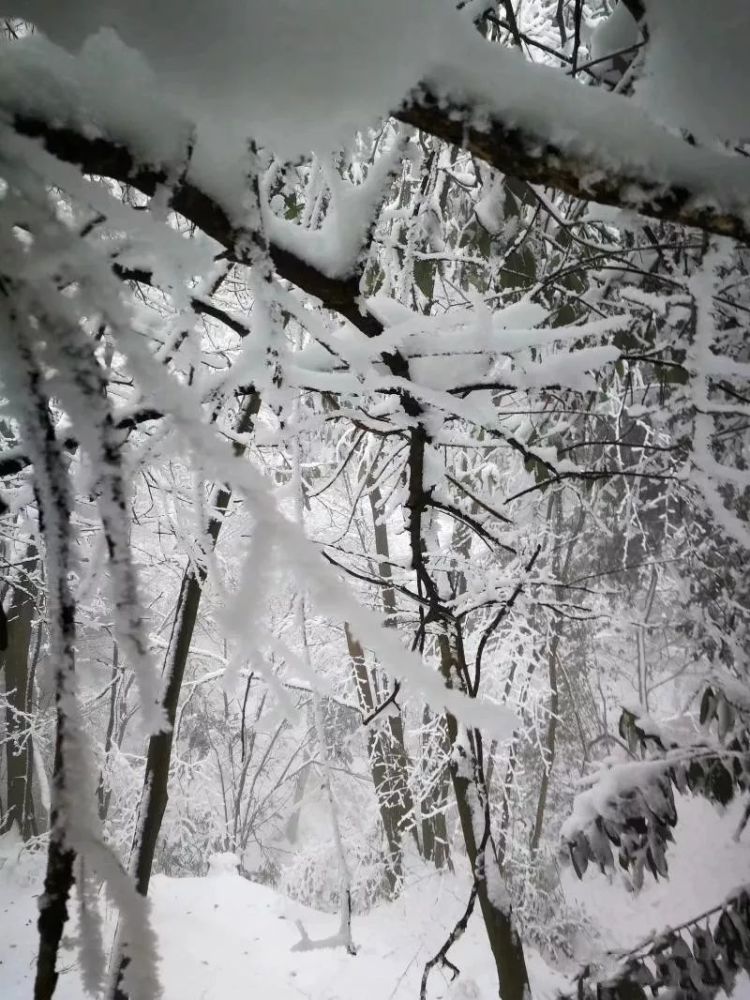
[2,795,749,1000]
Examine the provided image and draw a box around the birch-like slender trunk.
[111,391,260,999]
[419,706,451,870]
[304,610,357,954]
[8,344,78,1000]
[530,496,585,854]
[293,427,356,953]
[402,421,529,1000]
[345,483,421,889]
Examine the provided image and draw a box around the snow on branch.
[3,5,750,250]
[9,116,385,339]
[561,697,750,892]
[8,77,750,350]
[398,88,750,245]
[0,407,162,478]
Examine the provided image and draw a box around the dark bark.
[344,474,426,889]
[96,643,120,824]
[528,625,560,854]
[0,283,79,1000]
[0,407,162,479]
[35,728,75,1000]
[397,91,748,244]
[1,545,38,839]
[421,879,478,999]
[133,390,259,892]
[12,115,386,338]
[530,498,586,853]
[620,0,646,25]
[390,304,528,998]
[419,707,451,871]
[346,624,413,891]
[367,486,421,866]
[438,633,530,1000]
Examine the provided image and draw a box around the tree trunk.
[344,481,422,889]
[346,624,415,891]
[97,641,121,824]
[530,495,585,853]
[419,706,451,870]
[438,632,530,1000]
[1,545,38,839]
[529,626,560,854]
[112,391,260,999]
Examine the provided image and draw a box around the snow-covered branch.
[11,116,386,339]
[398,90,750,245]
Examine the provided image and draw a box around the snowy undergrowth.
[2,794,749,1000]
[561,795,750,962]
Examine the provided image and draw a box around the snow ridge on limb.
[7,117,385,341]
[5,21,750,253]
[398,10,750,243]
[397,87,750,246]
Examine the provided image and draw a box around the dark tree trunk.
[1,545,38,839]
[112,391,260,999]
[346,624,415,892]
[438,633,530,1000]
[419,707,451,870]
[345,481,423,890]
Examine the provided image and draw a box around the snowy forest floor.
[2,797,749,1000]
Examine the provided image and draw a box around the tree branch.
[0,408,162,478]
[397,90,750,244]
[13,116,386,338]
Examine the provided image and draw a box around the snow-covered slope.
[1,796,748,1000]
[0,848,564,1000]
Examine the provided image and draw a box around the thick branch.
[13,116,385,338]
[397,90,750,244]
